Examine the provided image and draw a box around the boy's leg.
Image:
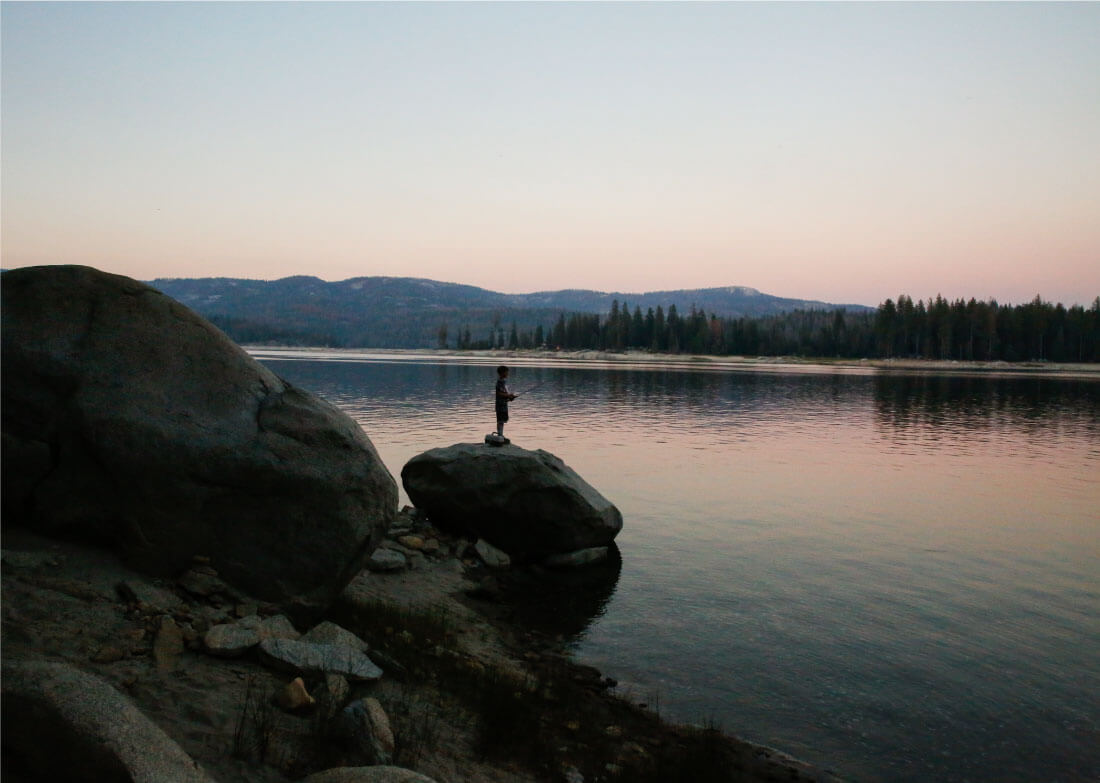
[496,420,504,437]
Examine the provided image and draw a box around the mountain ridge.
[147,274,871,348]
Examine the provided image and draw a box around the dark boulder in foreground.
[1,265,396,614]
[400,443,622,561]
[2,659,216,782]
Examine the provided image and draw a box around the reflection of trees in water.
[872,374,1100,436]
[496,544,622,646]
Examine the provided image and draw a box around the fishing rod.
[512,379,550,398]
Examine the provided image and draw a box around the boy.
[495,365,516,440]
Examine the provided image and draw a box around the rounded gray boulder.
[400,442,622,561]
[1,265,397,614]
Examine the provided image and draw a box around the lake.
[252,350,1099,783]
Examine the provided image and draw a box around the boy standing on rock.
[495,365,516,441]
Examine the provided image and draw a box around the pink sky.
[3,3,1097,306]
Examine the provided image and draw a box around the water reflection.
[257,352,1100,783]
[494,544,623,645]
[873,373,1100,435]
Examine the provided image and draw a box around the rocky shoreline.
[2,266,840,782]
[2,506,841,783]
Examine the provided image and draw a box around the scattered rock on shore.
[257,638,383,681]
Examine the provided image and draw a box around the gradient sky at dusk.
[3,2,1098,306]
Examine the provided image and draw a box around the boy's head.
[497,365,509,378]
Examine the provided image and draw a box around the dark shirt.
[495,378,510,421]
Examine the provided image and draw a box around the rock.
[275,676,316,712]
[366,549,406,572]
[1,265,397,615]
[154,616,185,672]
[543,546,610,569]
[257,638,383,681]
[204,622,260,658]
[474,538,511,569]
[322,673,350,716]
[258,614,300,641]
[177,569,236,599]
[302,767,438,783]
[116,579,183,613]
[401,443,622,560]
[1,658,215,782]
[1,549,61,569]
[204,613,298,656]
[91,645,130,664]
[337,697,395,764]
[396,535,424,550]
[302,621,370,652]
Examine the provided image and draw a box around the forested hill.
[147,275,868,348]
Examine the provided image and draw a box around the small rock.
[275,677,316,712]
[178,569,231,598]
[466,575,500,602]
[236,615,263,631]
[258,614,300,641]
[474,539,511,569]
[366,549,406,573]
[338,698,394,764]
[91,645,129,664]
[302,621,369,653]
[543,547,609,569]
[408,552,427,570]
[322,673,350,716]
[396,535,424,550]
[604,725,622,737]
[116,580,183,613]
[421,539,441,556]
[257,639,383,681]
[1,550,61,570]
[235,603,257,618]
[154,617,184,672]
[204,622,260,658]
[302,766,438,783]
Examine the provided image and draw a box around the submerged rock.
[544,546,610,569]
[401,443,622,561]
[1,265,397,616]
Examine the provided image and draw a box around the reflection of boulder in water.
[496,544,622,644]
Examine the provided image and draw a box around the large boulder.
[400,443,622,561]
[1,659,216,782]
[1,265,396,614]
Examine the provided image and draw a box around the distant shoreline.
[245,345,1100,378]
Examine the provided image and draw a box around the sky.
[2,2,1098,307]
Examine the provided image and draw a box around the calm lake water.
[253,350,1099,783]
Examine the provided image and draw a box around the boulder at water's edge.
[400,442,622,561]
[1,265,397,614]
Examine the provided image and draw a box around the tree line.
[448,295,1100,362]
